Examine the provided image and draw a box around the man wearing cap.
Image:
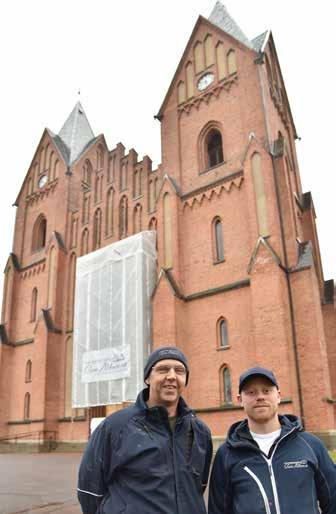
[209,366,336,514]
[78,346,212,514]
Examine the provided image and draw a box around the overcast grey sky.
[0,0,335,310]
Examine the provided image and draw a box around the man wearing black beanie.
[78,346,213,514]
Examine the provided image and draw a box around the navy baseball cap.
[239,366,278,393]
[144,346,189,385]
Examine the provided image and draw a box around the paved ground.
[0,453,82,514]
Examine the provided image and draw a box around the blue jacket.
[209,415,336,514]
[78,389,212,514]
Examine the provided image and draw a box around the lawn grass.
[329,451,336,463]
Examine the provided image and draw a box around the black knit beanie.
[144,346,189,385]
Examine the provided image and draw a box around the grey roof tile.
[252,31,269,52]
[58,102,95,165]
[209,1,253,49]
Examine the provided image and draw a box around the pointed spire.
[209,1,253,50]
[57,102,95,165]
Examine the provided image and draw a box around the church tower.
[1,2,335,447]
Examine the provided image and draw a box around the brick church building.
[1,2,335,448]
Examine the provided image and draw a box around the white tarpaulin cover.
[72,231,157,408]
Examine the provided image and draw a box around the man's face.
[146,359,187,409]
[238,376,281,426]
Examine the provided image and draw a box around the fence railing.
[0,430,57,451]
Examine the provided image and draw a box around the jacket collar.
[227,414,302,450]
[135,388,191,421]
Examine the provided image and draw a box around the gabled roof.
[57,102,95,165]
[157,2,268,119]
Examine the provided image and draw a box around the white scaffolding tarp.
[72,231,157,408]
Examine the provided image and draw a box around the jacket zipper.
[261,427,296,514]
[244,466,271,514]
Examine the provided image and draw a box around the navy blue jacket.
[209,415,336,514]
[78,389,212,514]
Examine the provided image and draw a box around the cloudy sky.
[0,0,335,308]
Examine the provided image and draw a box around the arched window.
[47,246,56,308]
[53,160,59,181]
[39,147,45,174]
[149,217,157,231]
[251,152,268,236]
[227,49,237,75]
[133,170,139,197]
[24,393,31,419]
[223,367,232,404]
[217,318,228,348]
[97,144,104,170]
[83,160,92,187]
[106,188,114,237]
[70,218,78,248]
[163,193,172,269]
[213,217,224,262]
[133,204,142,234]
[108,155,115,183]
[81,229,89,255]
[207,130,224,168]
[83,195,90,224]
[139,169,143,196]
[93,209,102,250]
[27,177,33,196]
[31,288,38,322]
[186,61,194,99]
[120,163,127,191]
[216,41,226,81]
[204,34,214,67]
[119,196,128,239]
[177,81,186,105]
[94,176,100,203]
[67,253,76,330]
[25,360,32,382]
[32,215,47,252]
[194,41,204,74]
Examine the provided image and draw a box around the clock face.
[197,73,215,91]
[38,175,48,188]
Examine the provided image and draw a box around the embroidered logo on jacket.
[283,460,308,469]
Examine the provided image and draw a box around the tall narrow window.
[83,195,90,224]
[47,246,56,308]
[106,188,114,236]
[64,336,73,417]
[216,42,226,80]
[149,180,154,211]
[213,217,224,262]
[39,147,45,174]
[120,163,127,190]
[139,169,143,196]
[53,160,59,180]
[177,81,186,105]
[67,253,76,331]
[80,229,89,255]
[70,218,78,248]
[133,170,139,197]
[163,193,172,269]
[186,62,194,99]
[133,204,142,234]
[223,367,232,403]
[24,393,31,419]
[93,209,102,250]
[1,266,13,324]
[204,34,214,67]
[32,215,47,252]
[83,160,92,186]
[149,217,157,231]
[207,130,223,168]
[31,288,38,322]
[119,196,128,239]
[25,360,32,382]
[251,152,268,236]
[218,318,228,348]
[194,41,204,74]
[27,177,33,196]
[97,144,104,170]
[227,50,237,75]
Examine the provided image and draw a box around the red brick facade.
[1,6,335,445]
